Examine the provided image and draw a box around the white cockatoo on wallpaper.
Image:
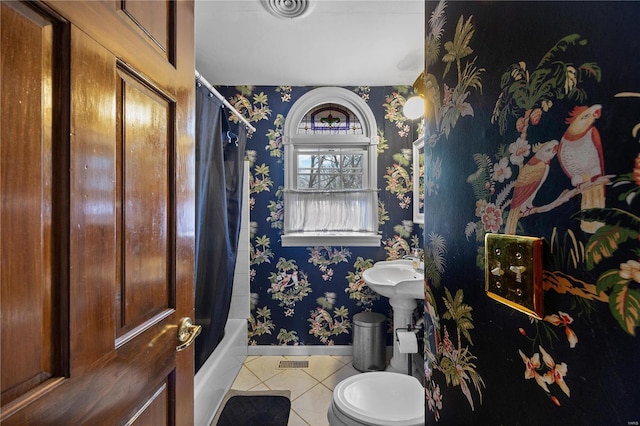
[558,104,606,233]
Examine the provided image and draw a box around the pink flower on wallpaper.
[492,157,513,183]
[475,199,487,218]
[442,326,454,356]
[508,137,531,166]
[426,381,443,421]
[518,349,550,392]
[481,203,503,233]
[309,320,322,334]
[545,311,578,348]
[322,268,334,281]
[400,195,411,209]
[519,350,539,379]
[540,346,570,397]
[443,84,453,106]
[308,249,323,263]
[619,259,640,283]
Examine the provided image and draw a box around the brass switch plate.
[485,233,543,319]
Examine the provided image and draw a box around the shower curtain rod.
[195,70,257,133]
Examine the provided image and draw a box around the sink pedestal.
[387,296,418,374]
[361,260,424,375]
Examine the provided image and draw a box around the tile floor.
[229,355,361,426]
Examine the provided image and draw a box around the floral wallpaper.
[422,1,640,424]
[215,85,424,346]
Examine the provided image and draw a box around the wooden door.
[1,1,196,424]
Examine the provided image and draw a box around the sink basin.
[362,260,425,300]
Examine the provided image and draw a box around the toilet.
[327,372,425,426]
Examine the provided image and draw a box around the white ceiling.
[194,0,425,87]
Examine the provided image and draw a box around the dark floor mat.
[213,391,291,426]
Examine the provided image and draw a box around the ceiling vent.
[262,0,310,19]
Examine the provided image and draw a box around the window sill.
[281,232,381,247]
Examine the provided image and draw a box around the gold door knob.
[176,317,201,352]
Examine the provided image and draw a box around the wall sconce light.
[403,71,426,120]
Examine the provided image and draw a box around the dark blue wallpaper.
[215,85,424,347]
[422,1,640,424]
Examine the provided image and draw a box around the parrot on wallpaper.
[504,139,559,235]
[558,104,605,233]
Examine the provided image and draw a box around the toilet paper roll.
[396,330,418,354]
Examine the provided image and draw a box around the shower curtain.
[194,83,247,372]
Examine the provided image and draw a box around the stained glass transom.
[296,103,364,135]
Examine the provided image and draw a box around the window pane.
[296,149,365,190]
[297,174,311,188]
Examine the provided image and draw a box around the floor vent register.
[277,360,309,369]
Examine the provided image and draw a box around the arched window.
[282,87,380,247]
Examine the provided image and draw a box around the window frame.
[282,87,380,247]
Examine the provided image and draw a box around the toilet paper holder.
[395,324,422,376]
[395,325,420,353]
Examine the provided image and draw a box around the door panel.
[116,66,174,339]
[119,0,173,62]
[1,1,195,424]
[0,1,63,410]
[127,382,171,426]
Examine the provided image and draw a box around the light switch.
[485,233,543,319]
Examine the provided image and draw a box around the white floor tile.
[244,355,287,381]
[231,365,262,391]
[291,383,333,426]
[264,369,319,400]
[248,382,270,391]
[304,356,345,382]
[287,409,309,426]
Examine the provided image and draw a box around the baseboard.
[247,345,395,357]
[247,345,353,356]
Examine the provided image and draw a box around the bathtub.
[194,318,248,426]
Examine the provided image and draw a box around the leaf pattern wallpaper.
[422,1,640,424]
[216,85,425,347]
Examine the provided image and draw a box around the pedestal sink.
[362,259,425,373]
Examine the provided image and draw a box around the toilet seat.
[331,372,424,426]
